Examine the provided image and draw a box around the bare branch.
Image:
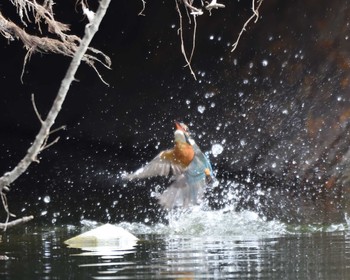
[188,15,197,63]
[182,0,203,15]
[49,125,66,135]
[10,0,70,39]
[0,0,112,223]
[81,1,95,23]
[0,215,34,231]
[205,0,225,16]
[0,190,16,230]
[231,0,264,52]
[172,0,228,79]
[139,0,146,16]
[0,3,111,84]
[40,136,60,151]
[175,0,197,80]
[31,94,44,124]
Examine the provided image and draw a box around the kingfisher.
[123,121,214,209]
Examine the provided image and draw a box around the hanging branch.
[0,0,111,229]
[137,0,263,78]
[231,0,264,52]
[139,0,146,16]
[175,0,197,80]
[172,0,226,79]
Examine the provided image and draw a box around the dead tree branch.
[0,1,111,84]
[138,0,262,78]
[173,0,226,79]
[175,0,197,80]
[0,216,34,230]
[139,0,146,16]
[0,0,111,228]
[231,0,264,52]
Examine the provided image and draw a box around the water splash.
[79,203,350,244]
[118,206,287,238]
[211,143,224,157]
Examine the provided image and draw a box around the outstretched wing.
[123,152,184,180]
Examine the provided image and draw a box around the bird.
[123,121,214,209]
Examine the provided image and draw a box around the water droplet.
[197,105,206,114]
[205,92,215,99]
[211,144,224,157]
[262,60,268,66]
[209,35,214,40]
[43,196,51,204]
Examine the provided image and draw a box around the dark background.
[1,0,350,225]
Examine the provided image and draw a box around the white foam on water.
[118,206,288,238]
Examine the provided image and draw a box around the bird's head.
[175,121,190,135]
[174,121,192,144]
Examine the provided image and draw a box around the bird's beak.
[175,121,185,131]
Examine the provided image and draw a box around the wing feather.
[124,152,185,180]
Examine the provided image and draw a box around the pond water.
[1,207,350,279]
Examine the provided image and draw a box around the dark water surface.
[1,209,350,280]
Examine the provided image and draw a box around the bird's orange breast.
[161,142,194,168]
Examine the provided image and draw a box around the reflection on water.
[0,208,350,279]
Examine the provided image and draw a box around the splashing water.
[211,143,224,157]
[118,206,287,238]
[103,205,350,240]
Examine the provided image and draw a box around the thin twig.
[49,125,66,135]
[188,14,197,63]
[138,0,146,16]
[175,0,197,80]
[231,0,263,52]
[31,94,44,123]
[0,191,15,230]
[0,216,34,230]
[41,136,60,151]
